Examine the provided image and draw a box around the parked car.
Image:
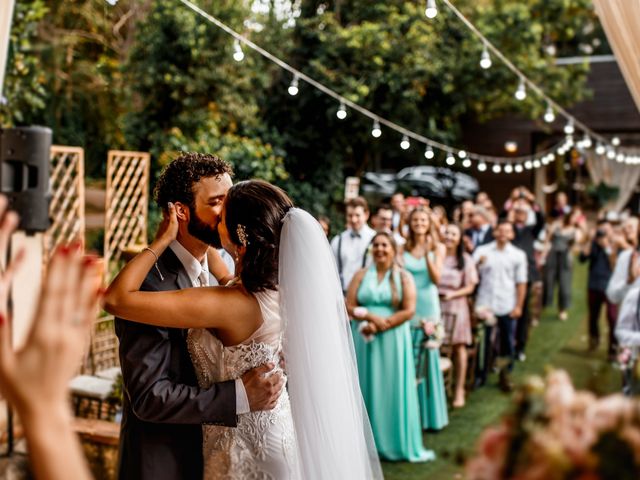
[360,166,479,208]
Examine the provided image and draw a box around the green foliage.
[0,0,48,127]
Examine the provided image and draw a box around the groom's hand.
[242,363,284,411]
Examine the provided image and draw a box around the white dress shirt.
[169,241,250,414]
[330,224,376,291]
[473,241,528,316]
[606,248,640,305]
[615,285,640,347]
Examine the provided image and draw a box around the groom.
[115,153,284,480]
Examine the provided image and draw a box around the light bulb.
[563,119,575,135]
[524,160,533,170]
[606,148,615,160]
[462,158,472,168]
[514,164,524,173]
[492,164,501,173]
[336,101,347,119]
[479,44,492,69]
[371,120,382,138]
[504,164,513,173]
[612,136,621,146]
[544,103,555,123]
[582,135,592,149]
[105,0,118,5]
[400,135,410,150]
[616,153,625,163]
[533,159,541,168]
[478,162,487,172]
[424,145,434,159]
[425,0,437,18]
[446,154,455,166]
[458,150,467,158]
[233,39,245,62]
[595,143,605,155]
[514,78,526,101]
[288,75,299,96]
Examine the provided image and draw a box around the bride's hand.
[154,202,179,246]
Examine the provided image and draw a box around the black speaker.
[0,126,52,233]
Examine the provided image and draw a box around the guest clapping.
[347,232,434,462]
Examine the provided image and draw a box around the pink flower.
[423,321,436,336]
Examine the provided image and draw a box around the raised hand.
[0,245,102,417]
[154,202,180,246]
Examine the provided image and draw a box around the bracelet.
[143,247,164,281]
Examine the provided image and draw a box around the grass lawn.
[382,262,621,480]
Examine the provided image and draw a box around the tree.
[260,0,600,214]
[0,0,48,127]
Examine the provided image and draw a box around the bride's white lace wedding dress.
[187,289,301,479]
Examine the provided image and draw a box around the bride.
[104,180,382,479]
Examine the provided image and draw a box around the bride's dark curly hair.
[224,180,294,293]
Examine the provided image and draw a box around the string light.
[336,101,347,119]
[479,43,492,69]
[563,119,575,135]
[424,145,435,159]
[504,163,513,173]
[595,143,605,155]
[612,136,621,146]
[492,164,501,173]
[233,39,245,62]
[524,160,533,170]
[446,154,456,165]
[478,162,487,172]
[425,0,438,19]
[514,164,524,173]
[458,150,467,158]
[288,74,299,96]
[371,119,382,138]
[616,153,625,163]
[544,102,555,123]
[532,159,541,168]
[400,135,410,150]
[462,158,472,168]
[581,134,592,149]
[514,77,526,101]
[606,148,616,160]
[175,0,636,175]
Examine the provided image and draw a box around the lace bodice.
[187,289,300,479]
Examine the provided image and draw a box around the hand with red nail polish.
[0,200,98,480]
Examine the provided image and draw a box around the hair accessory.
[236,224,249,247]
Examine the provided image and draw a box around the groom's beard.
[188,211,222,248]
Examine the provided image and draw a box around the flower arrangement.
[422,318,445,349]
[465,370,640,479]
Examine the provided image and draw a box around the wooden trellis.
[104,150,150,276]
[45,145,86,260]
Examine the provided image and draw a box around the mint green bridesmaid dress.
[403,252,449,431]
[351,266,435,462]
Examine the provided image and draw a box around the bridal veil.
[279,208,383,479]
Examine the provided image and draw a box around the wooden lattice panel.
[104,150,150,275]
[45,146,85,260]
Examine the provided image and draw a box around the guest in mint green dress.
[403,207,449,431]
[347,232,435,462]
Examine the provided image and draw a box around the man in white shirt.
[331,196,376,293]
[473,219,527,391]
[606,248,640,306]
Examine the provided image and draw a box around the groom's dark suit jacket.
[115,248,237,480]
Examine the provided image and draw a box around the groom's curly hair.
[154,152,233,210]
[224,180,293,293]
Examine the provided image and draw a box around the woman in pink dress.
[438,224,478,408]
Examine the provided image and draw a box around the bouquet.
[422,317,445,349]
[466,370,640,479]
[475,305,497,327]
